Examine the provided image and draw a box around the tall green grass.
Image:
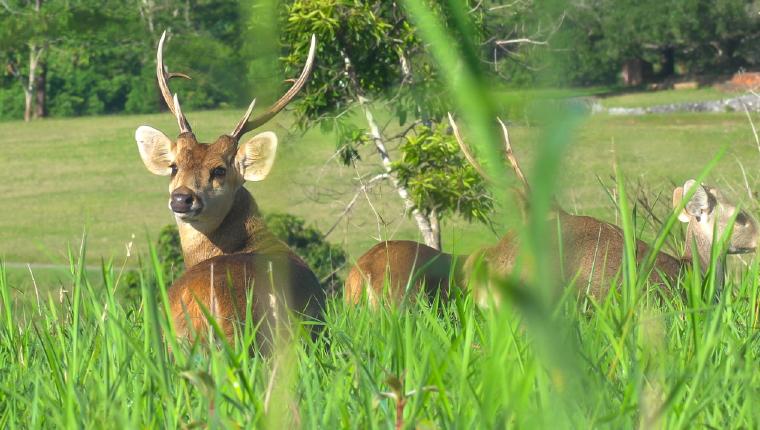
[3,2,760,429]
[2,233,760,427]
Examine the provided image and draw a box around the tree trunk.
[622,58,643,86]
[340,49,441,250]
[23,45,40,122]
[23,89,33,122]
[33,61,46,119]
[360,100,440,249]
[429,208,441,251]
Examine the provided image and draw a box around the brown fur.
[344,240,465,306]
[170,253,323,353]
[466,212,684,301]
[468,185,758,302]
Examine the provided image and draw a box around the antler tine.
[157,30,192,134]
[231,34,317,140]
[230,99,256,138]
[497,117,531,196]
[447,112,491,181]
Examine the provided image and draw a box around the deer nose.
[170,187,198,213]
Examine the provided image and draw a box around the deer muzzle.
[170,186,203,216]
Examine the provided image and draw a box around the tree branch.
[324,173,390,238]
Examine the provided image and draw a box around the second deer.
[344,117,758,305]
[465,119,758,302]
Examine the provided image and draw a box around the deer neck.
[177,187,291,268]
[680,222,715,271]
[679,222,725,295]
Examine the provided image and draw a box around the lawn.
[598,86,745,108]
[3,108,760,266]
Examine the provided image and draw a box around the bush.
[264,212,348,293]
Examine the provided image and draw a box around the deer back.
[344,240,463,306]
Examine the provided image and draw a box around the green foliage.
[280,0,450,138]
[0,0,247,120]
[122,225,184,298]
[393,123,493,224]
[557,0,760,85]
[155,224,184,276]
[264,212,347,293]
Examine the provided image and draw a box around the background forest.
[2,0,760,121]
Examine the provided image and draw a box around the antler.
[448,113,534,204]
[156,31,192,134]
[448,112,491,181]
[497,117,531,196]
[230,34,317,140]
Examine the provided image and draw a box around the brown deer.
[134,32,322,349]
[462,119,759,303]
[344,116,759,305]
[343,240,466,305]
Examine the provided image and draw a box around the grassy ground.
[1,237,759,427]
[598,86,744,108]
[3,108,760,264]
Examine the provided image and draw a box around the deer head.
[673,179,758,266]
[134,31,316,233]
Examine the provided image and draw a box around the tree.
[280,0,495,250]
[0,0,61,121]
[0,0,248,120]
[558,0,760,86]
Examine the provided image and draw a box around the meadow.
[3,88,760,427]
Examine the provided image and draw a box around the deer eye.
[170,164,178,176]
[211,166,226,178]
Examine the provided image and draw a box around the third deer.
[462,119,759,302]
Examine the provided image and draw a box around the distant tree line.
[557,0,760,86]
[0,0,258,121]
[2,1,759,122]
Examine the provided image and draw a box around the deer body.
[344,114,759,306]
[344,240,465,305]
[135,32,320,348]
[469,211,684,300]
[170,253,323,348]
[467,186,758,303]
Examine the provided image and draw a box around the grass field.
[3,107,760,261]
[598,86,744,108]
[4,105,760,294]
[4,101,760,427]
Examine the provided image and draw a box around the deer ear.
[236,131,278,182]
[672,186,691,223]
[135,126,175,176]
[683,180,712,219]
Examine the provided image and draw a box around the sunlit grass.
[2,228,760,427]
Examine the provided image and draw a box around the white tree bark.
[340,50,440,249]
[23,44,43,122]
[359,98,440,250]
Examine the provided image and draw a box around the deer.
[460,118,759,303]
[134,31,323,350]
[344,115,759,306]
[343,240,466,306]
